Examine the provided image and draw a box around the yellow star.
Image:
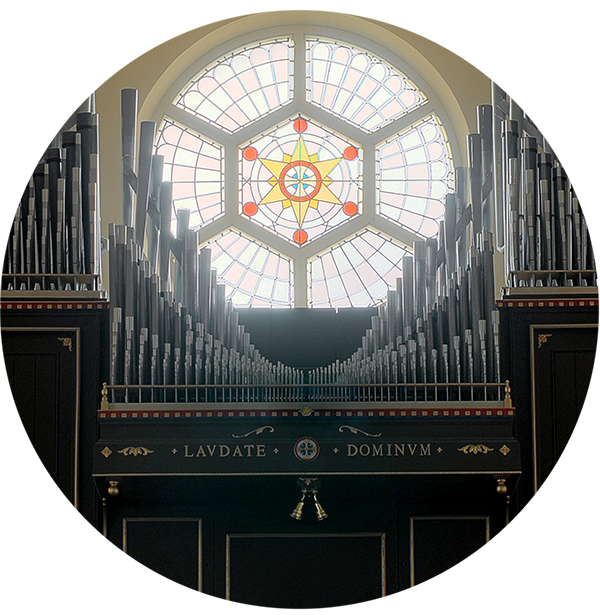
[258,136,342,226]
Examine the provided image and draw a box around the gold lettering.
[372,444,383,456]
[359,444,371,456]
[420,444,431,456]
[219,445,230,457]
[243,444,255,456]
[232,445,243,457]
[394,444,405,456]
[207,445,217,456]
[196,445,206,457]
[184,445,194,458]
[408,444,418,456]
[256,444,266,457]
[347,444,358,457]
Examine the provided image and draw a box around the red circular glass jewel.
[243,202,258,216]
[343,146,359,160]
[343,201,358,216]
[293,118,308,133]
[293,229,309,245]
[243,146,258,161]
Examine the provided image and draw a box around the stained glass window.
[376,114,453,238]
[155,30,456,307]
[202,229,294,308]
[308,229,408,308]
[174,39,294,133]
[240,116,362,245]
[154,118,224,229]
[306,39,427,133]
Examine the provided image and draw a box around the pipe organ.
[94,90,520,608]
[105,91,507,405]
[2,96,104,297]
[2,85,596,608]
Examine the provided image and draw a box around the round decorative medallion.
[294,437,320,461]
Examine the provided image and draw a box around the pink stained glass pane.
[307,39,427,133]
[174,39,294,133]
[376,114,453,238]
[308,229,407,308]
[240,116,362,246]
[155,118,224,228]
[201,229,293,308]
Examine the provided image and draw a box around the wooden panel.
[2,328,77,502]
[226,533,385,608]
[410,516,489,586]
[532,324,598,489]
[123,518,202,591]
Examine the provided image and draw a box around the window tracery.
[153,29,455,308]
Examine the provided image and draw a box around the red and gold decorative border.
[1,301,109,310]
[98,407,515,420]
[497,299,598,308]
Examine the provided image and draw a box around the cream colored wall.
[96,9,491,235]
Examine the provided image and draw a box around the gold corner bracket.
[57,336,73,352]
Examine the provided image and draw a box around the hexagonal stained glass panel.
[308,228,408,308]
[376,114,453,238]
[306,38,427,133]
[155,118,224,230]
[241,116,362,246]
[202,229,294,308]
[174,39,294,133]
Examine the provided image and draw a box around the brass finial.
[101,382,109,411]
[504,380,512,408]
[496,477,508,495]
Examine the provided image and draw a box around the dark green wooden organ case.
[92,386,520,607]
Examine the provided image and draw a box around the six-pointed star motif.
[258,136,342,227]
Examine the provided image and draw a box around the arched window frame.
[148,18,466,308]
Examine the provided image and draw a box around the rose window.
[154,35,454,307]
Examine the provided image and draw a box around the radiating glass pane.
[240,116,362,245]
[174,39,294,133]
[201,229,294,308]
[155,118,225,230]
[306,39,427,133]
[376,114,453,238]
[308,229,408,307]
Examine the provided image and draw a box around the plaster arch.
[139,11,474,168]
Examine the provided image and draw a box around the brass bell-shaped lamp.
[290,492,307,520]
[313,492,328,521]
